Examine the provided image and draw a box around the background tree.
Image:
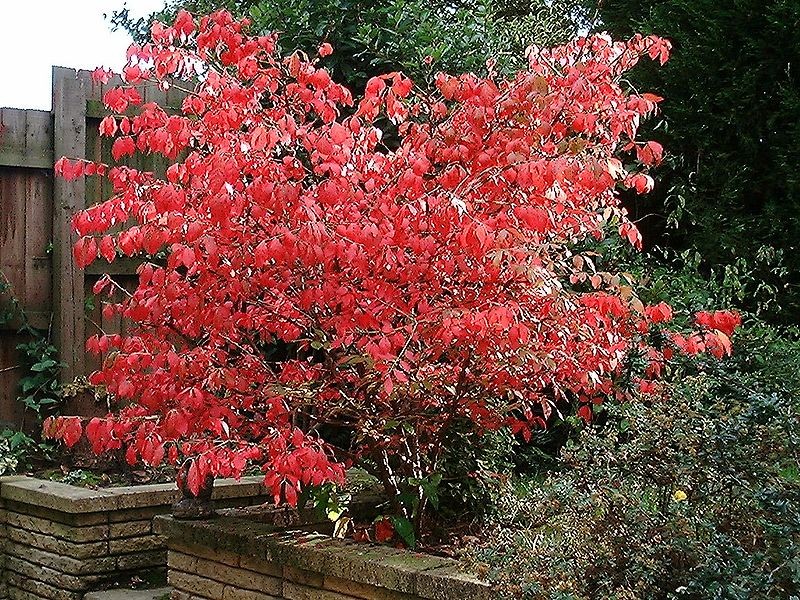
[591,0,800,322]
[111,0,592,92]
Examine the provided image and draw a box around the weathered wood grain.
[0,109,53,169]
[51,66,87,383]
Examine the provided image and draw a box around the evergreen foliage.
[593,0,800,322]
[111,0,590,91]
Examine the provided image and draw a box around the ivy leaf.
[389,515,416,549]
[420,474,442,511]
[30,359,57,372]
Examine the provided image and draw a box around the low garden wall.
[0,476,272,600]
[155,513,491,600]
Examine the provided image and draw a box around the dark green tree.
[111,0,590,92]
[592,0,800,322]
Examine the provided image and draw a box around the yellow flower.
[672,489,688,502]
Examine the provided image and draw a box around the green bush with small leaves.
[466,369,800,599]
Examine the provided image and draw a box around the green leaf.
[779,464,800,482]
[389,515,416,549]
[420,473,442,510]
[9,431,32,450]
[31,359,57,372]
[395,491,418,512]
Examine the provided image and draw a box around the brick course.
[0,476,271,600]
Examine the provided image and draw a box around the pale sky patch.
[0,1,164,110]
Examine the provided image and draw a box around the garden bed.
[154,509,491,600]
[0,475,272,600]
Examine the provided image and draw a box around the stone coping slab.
[0,476,267,514]
[155,513,492,600]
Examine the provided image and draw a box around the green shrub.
[0,428,56,476]
[437,425,518,520]
[466,372,800,599]
[112,0,589,92]
[592,0,800,323]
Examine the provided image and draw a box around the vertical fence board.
[23,173,53,321]
[0,333,26,427]
[51,66,87,384]
[0,169,28,314]
[0,171,27,427]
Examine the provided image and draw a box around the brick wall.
[156,514,491,600]
[0,476,272,600]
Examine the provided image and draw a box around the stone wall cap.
[155,514,491,599]
[0,475,267,514]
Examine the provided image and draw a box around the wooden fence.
[0,66,184,428]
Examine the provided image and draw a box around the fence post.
[51,67,86,382]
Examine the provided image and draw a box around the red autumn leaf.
[647,36,672,66]
[112,136,136,161]
[695,310,741,336]
[391,74,413,98]
[174,9,195,37]
[42,416,57,439]
[636,140,664,166]
[435,72,459,99]
[86,418,107,454]
[73,236,98,268]
[638,379,658,394]
[141,228,166,255]
[283,481,298,506]
[117,228,141,256]
[374,518,394,543]
[619,222,642,249]
[98,235,116,262]
[61,417,83,448]
[123,65,143,84]
[329,122,349,145]
[99,116,117,137]
[91,67,114,84]
[364,76,387,98]
[164,410,189,438]
[186,461,202,496]
[627,173,654,194]
[645,302,673,324]
[54,158,86,181]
